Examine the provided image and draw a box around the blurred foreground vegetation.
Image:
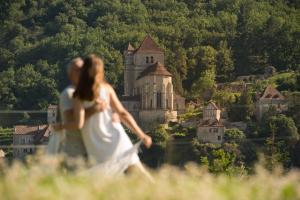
[0,156,299,200]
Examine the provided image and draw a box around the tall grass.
[0,155,299,200]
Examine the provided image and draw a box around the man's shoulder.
[59,86,75,112]
[60,86,75,98]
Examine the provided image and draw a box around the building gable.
[134,35,163,53]
[259,85,285,101]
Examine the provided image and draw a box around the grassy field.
[0,157,299,200]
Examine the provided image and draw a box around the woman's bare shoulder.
[101,82,114,93]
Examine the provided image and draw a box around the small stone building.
[255,85,288,121]
[13,125,51,159]
[197,102,225,144]
[122,35,185,127]
[47,104,58,124]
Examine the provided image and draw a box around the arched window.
[157,92,162,109]
[146,57,149,63]
[150,56,154,63]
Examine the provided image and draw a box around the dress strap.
[100,86,109,101]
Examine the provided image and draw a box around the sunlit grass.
[0,155,299,200]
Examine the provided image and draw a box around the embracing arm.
[63,101,106,121]
[107,84,152,148]
[55,98,85,131]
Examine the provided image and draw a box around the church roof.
[134,35,163,53]
[137,62,172,80]
[127,43,135,51]
[258,85,285,100]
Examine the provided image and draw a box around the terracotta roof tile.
[259,85,285,100]
[14,125,51,144]
[135,35,163,53]
[137,62,172,80]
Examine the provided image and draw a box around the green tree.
[0,68,16,109]
[224,128,245,144]
[191,69,216,99]
[216,40,234,80]
[228,88,254,121]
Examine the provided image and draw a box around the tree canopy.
[0,0,299,109]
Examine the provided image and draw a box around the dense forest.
[0,0,299,110]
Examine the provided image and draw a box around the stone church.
[121,35,185,128]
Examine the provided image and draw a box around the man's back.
[59,86,87,158]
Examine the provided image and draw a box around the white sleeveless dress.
[81,87,140,174]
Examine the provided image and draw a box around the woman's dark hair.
[73,54,104,101]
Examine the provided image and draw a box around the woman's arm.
[106,84,152,148]
[53,98,85,131]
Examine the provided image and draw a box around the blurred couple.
[50,55,152,180]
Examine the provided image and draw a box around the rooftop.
[134,35,163,53]
[14,125,51,144]
[127,42,135,51]
[258,85,285,100]
[137,62,172,80]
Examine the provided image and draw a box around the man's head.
[67,57,84,86]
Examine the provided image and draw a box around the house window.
[157,92,162,109]
[151,56,154,63]
[150,99,153,109]
[209,128,218,133]
[218,135,221,141]
[146,57,149,63]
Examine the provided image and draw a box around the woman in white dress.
[53,54,152,179]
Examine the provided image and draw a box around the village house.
[12,105,57,159]
[255,85,288,121]
[197,102,225,144]
[121,35,185,128]
[13,125,51,158]
[47,104,58,124]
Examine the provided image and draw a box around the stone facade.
[122,36,185,127]
[197,102,225,144]
[47,104,58,124]
[13,125,51,159]
[255,85,288,121]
